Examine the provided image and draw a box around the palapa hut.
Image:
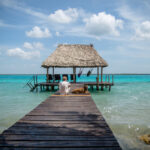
[42,44,108,87]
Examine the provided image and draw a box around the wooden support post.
[73,67,76,83]
[46,68,49,83]
[96,67,99,90]
[33,76,35,86]
[109,85,111,91]
[36,85,38,92]
[46,68,49,91]
[52,67,55,83]
[52,85,54,91]
[101,67,104,91]
[101,67,103,83]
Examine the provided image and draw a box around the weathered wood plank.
[0,83,122,149]
[5,127,112,134]
[0,147,121,150]
[0,135,116,141]
[3,129,113,136]
[0,140,120,147]
[18,120,107,124]
[21,115,104,121]
[28,112,101,116]
[13,122,109,128]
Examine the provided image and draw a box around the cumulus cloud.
[23,42,33,49]
[26,26,51,38]
[48,8,78,24]
[23,42,44,50]
[84,12,123,38]
[7,48,40,59]
[134,21,150,40]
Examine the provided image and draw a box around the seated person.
[59,76,71,95]
[72,85,89,94]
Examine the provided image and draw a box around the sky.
[0,0,150,74]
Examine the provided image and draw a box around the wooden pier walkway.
[0,84,122,150]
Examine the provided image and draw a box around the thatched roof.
[42,44,108,68]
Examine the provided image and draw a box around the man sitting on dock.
[59,76,71,95]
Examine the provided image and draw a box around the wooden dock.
[0,84,121,150]
[34,82,114,92]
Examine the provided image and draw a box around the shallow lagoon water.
[92,81,150,150]
[0,74,150,150]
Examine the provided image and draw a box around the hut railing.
[103,74,114,84]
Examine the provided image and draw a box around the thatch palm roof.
[42,44,108,68]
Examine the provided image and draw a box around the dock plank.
[0,84,122,150]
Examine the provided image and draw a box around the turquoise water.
[0,74,150,150]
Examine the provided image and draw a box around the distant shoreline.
[0,74,150,75]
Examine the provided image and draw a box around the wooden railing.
[24,75,38,91]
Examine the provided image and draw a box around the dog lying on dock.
[72,85,89,94]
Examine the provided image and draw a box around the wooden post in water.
[33,75,35,85]
[51,67,55,90]
[52,67,55,83]
[46,68,49,83]
[101,67,104,91]
[96,67,99,90]
[73,67,76,83]
[46,68,49,91]
[36,75,38,92]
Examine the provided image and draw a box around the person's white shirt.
[59,81,71,95]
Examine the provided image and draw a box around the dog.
[72,85,89,94]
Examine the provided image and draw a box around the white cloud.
[134,21,150,40]
[23,42,44,50]
[48,8,78,24]
[33,42,44,50]
[7,48,40,59]
[0,0,47,20]
[117,5,141,22]
[26,26,51,38]
[23,42,33,49]
[84,12,123,38]
[0,19,16,28]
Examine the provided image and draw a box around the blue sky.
[0,0,150,74]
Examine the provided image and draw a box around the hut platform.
[35,82,114,92]
[0,84,121,150]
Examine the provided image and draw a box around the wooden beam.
[101,67,103,83]
[52,67,55,83]
[73,67,76,83]
[101,67,104,91]
[97,67,99,90]
[46,68,49,83]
